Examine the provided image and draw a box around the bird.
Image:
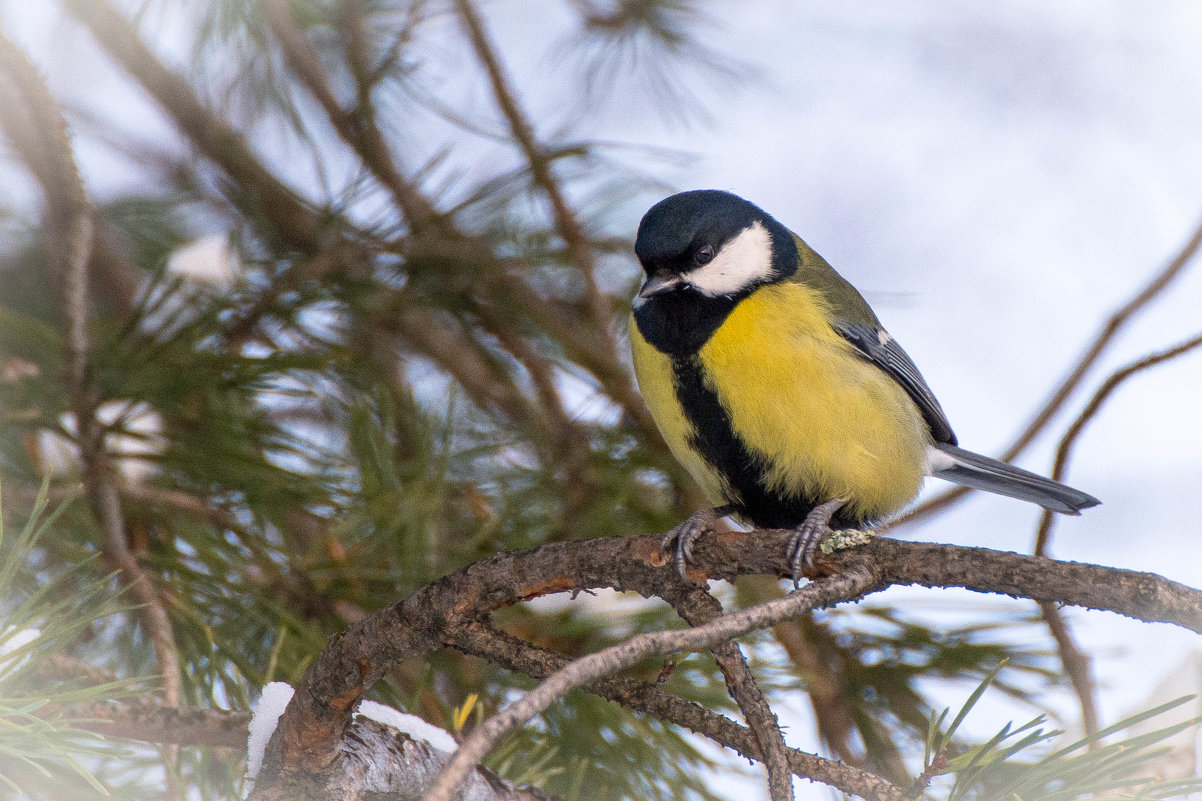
[628,190,1100,583]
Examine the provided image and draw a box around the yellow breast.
[630,282,931,521]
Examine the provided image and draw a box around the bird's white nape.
[683,220,774,297]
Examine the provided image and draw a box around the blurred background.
[0,1,1200,799]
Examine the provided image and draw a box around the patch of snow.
[246,682,295,783]
[356,701,458,753]
[244,684,458,798]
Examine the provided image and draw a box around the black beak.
[638,271,686,299]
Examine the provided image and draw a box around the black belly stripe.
[670,354,862,529]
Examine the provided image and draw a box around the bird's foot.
[661,505,737,585]
[786,498,846,586]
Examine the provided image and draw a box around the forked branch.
[247,530,1202,801]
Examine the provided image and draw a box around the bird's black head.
[633,190,798,301]
[631,191,799,355]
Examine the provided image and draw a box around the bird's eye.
[694,245,715,265]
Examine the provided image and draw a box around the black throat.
[632,290,741,357]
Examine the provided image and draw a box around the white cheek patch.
[683,220,774,298]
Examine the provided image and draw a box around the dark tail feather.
[931,444,1101,515]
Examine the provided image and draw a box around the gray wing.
[834,322,957,445]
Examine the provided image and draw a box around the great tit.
[629,190,1099,582]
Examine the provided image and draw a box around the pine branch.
[423,567,881,801]
[60,0,663,451]
[451,622,903,800]
[0,17,183,735]
[246,530,1202,800]
[43,700,251,748]
[261,0,441,231]
[60,0,335,253]
[453,0,613,332]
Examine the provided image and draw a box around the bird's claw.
[662,513,710,586]
[661,505,734,585]
[786,498,846,587]
[786,522,826,588]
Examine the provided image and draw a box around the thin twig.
[1039,602,1099,738]
[119,481,237,529]
[453,0,613,332]
[1029,329,1202,742]
[61,0,332,252]
[1035,328,1202,555]
[0,29,183,800]
[452,622,905,801]
[423,567,881,801]
[262,0,440,231]
[748,576,909,781]
[667,586,795,801]
[895,215,1202,528]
